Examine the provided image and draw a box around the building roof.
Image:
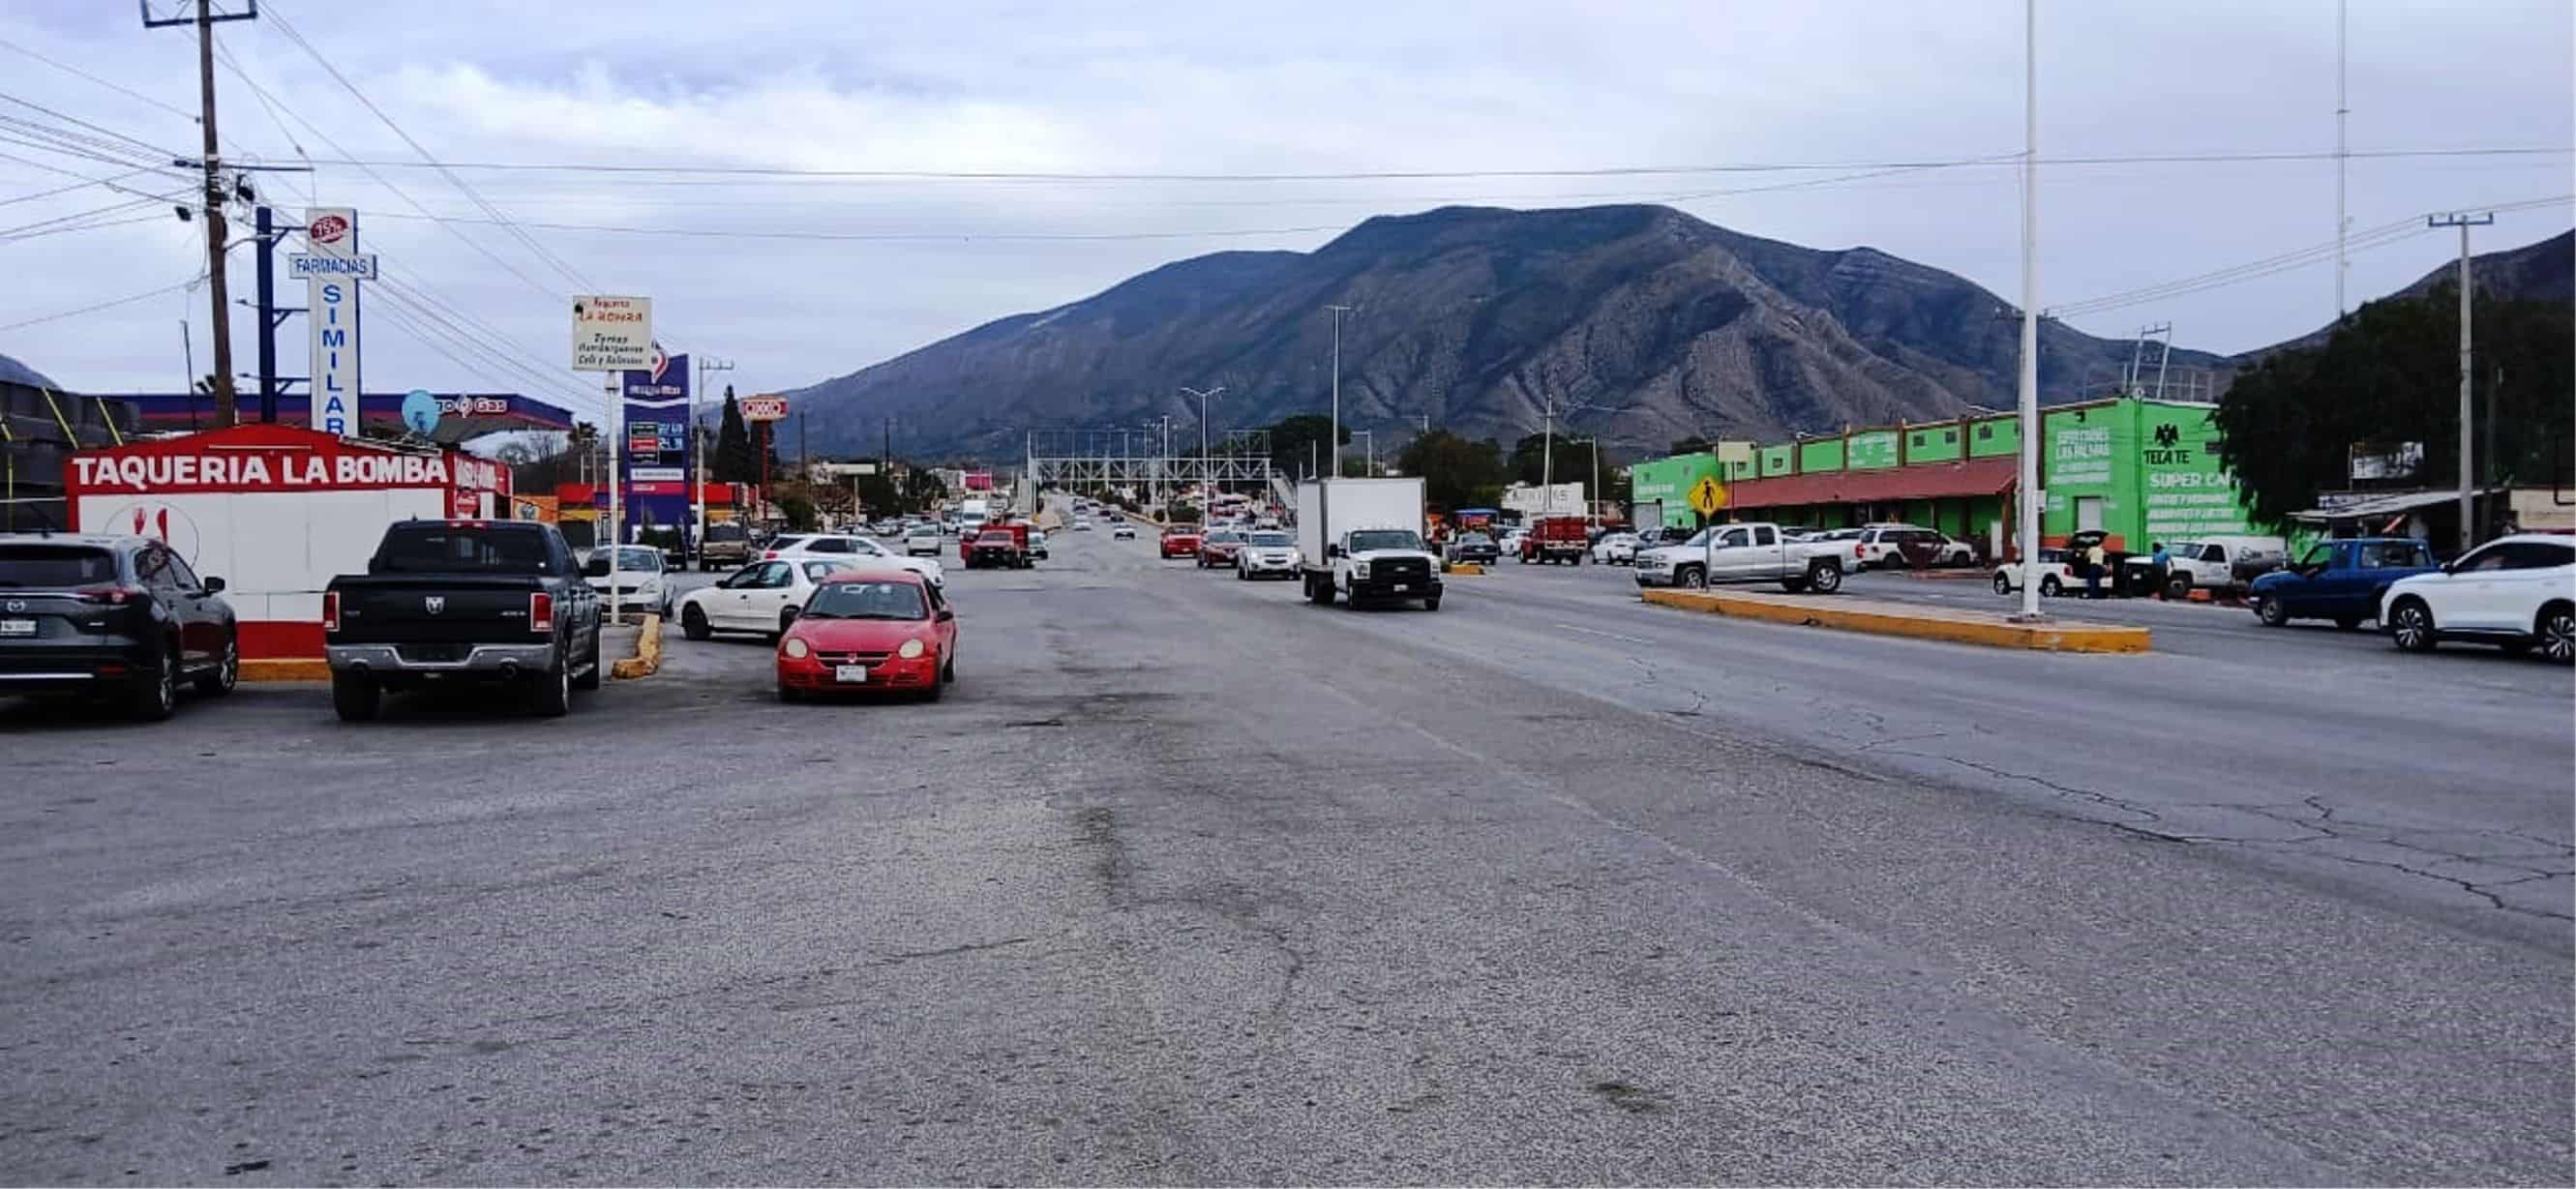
[1723,456,2017,509]
[2291,487,2507,521]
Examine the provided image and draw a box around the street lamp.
[1183,384,1223,503]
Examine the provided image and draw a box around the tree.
[2216,283,2572,527]
[777,490,818,531]
[1395,430,1510,511]
[715,386,755,484]
[1264,413,1350,480]
[905,467,948,510]
[1505,433,1618,505]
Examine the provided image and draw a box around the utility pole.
[1541,394,1557,514]
[1353,430,1374,477]
[1183,385,1223,501]
[145,0,258,427]
[2429,211,2492,552]
[2335,0,2349,322]
[2014,0,2045,621]
[1325,304,1354,477]
[693,356,734,565]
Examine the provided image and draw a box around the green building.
[1627,397,2261,556]
[1628,452,1723,530]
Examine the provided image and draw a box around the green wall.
[1905,423,1964,463]
[1847,430,1901,470]
[1630,453,1721,529]
[1759,444,1795,477]
[1798,438,1845,473]
[2042,399,2260,547]
[1968,416,2020,458]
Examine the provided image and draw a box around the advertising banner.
[305,207,361,435]
[620,348,692,528]
[1846,431,1901,470]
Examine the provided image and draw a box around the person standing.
[2083,540,2109,599]
[2149,541,2172,600]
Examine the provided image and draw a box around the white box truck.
[1296,477,1445,610]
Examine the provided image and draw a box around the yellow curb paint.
[612,613,663,680]
[1444,562,1486,576]
[239,658,330,682]
[1640,588,2150,654]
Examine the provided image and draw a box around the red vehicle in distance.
[1160,523,1202,560]
[964,524,1029,569]
[773,570,957,702]
[1197,528,1247,569]
[1519,514,1590,565]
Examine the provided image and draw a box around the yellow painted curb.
[241,658,329,682]
[611,613,663,680]
[1444,562,1486,576]
[1641,588,2150,654]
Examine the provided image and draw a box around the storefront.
[1629,454,1723,530]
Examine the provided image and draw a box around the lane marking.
[1555,623,1655,645]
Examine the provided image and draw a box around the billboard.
[305,207,361,435]
[620,348,691,529]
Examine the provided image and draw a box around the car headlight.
[1352,561,1370,579]
[783,637,811,659]
[898,638,926,660]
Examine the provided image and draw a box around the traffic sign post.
[572,295,654,622]
[1688,474,1729,518]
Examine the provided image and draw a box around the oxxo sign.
[304,207,363,435]
[740,395,789,423]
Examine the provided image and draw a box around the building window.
[1944,430,1958,443]
[1911,433,1925,447]
[1977,425,1994,440]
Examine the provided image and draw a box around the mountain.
[0,352,60,390]
[781,204,2227,460]
[2238,228,2572,361]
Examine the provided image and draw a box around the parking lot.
[3,523,2570,1184]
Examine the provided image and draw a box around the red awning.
[1725,456,2016,509]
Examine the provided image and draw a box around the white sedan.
[582,546,674,617]
[677,558,885,640]
[1112,523,1137,540]
[1590,532,1641,565]
[764,532,944,586]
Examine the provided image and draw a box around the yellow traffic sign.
[1689,474,1729,517]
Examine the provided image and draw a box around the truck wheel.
[128,646,177,722]
[331,671,381,722]
[2039,576,2062,597]
[1807,563,1842,594]
[2388,597,2438,652]
[681,604,712,640]
[1679,566,1707,590]
[1306,575,1335,606]
[2165,575,2193,601]
[2255,595,2288,627]
[1423,596,1442,611]
[528,653,573,717]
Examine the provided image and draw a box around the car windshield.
[976,532,1016,545]
[1458,533,1492,545]
[1208,531,1244,544]
[1165,525,1200,536]
[767,535,808,552]
[803,580,928,620]
[582,548,661,576]
[1347,530,1423,551]
[1679,529,1714,549]
[1248,532,1292,548]
[0,544,118,587]
[374,525,553,574]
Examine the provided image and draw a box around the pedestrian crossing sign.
[1689,475,1729,516]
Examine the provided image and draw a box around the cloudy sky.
[3,0,2567,433]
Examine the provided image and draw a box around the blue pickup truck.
[2247,537,2441,629]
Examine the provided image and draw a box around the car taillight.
[76,583,143,606]
[1854,543,1866,557]
[529,591,554,633]
[763,550,780,559]
[321,590,341,632]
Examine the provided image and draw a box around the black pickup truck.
[322,520,603,721]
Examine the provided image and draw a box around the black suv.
[0,533,240,720]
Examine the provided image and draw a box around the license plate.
[0,618,33,637]
[834,665,869,684]
[1392,582,1412,592]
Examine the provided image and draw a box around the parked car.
[2381,534,2575,661]
[1235,530,1300,580]
[903,525,944,556]
[581,545,673,618]
[1445,532,1501,565]
[1029,529,1049,560]
[1591,532,1642,565]
[2247,537,2440,629]
[764,532,944,586]
[1160,523,1203,559]
[1852,524,1963,570]
[775,570,958,702]
[1633,522,1846,593]
[1992,549,2081,597]
[677,558,862,640]
[1198,528,1248,569]
[322,520,605,721]
[2121,536,2285,599]
[0,533,239,720]
[1112,522,1138,541]
[697,520,751,571]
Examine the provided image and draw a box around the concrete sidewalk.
[1642,586,2150,653]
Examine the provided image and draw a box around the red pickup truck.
[963,522,1030,569]
[1518,515,1590,565]
[1159,523,1203,560]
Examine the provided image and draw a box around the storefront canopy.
[2291,487,2505,522]
[1723,456,2016,509]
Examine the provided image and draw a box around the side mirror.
[936,608,956,622]
[1326,544,1344,558]
[199,576,225,594]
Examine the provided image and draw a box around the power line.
[0,39,200,123]
[364,210,1352,243]
[277,144,2571,184]
[0,194,173,241]
[0,274,201,333]
[0,211,172,245]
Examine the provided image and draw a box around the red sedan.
[1159,524,1202,559]
[774,571,957,702]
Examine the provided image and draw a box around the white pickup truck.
[1633,521,1846,593]
[2121,537,2286,599]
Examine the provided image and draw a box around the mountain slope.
[782,204,2225,460]
[2239,228,2572,361]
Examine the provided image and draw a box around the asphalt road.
[2,519,2568,1185]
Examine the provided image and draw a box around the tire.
[1807,562,1843,594]
[2039,576,2062,597]
[194,631,238,697]
[528,652,572,717]
[1237,565,1248,580]
[2538,602,2574,665]
[2255,595,2288,627]
[920,669,944,701]
[1781,577,1810,593]
[572,622,603,690]
[2165,574,2193,601]
[1679,565,1707,590]
[1423,596,1442,611]
[944,651,957,683]
[682,604,711,640]
[1992,572,2013,596]
[129,646,177,722]
[331,671,380,722]
[779,607,799,634]
[2387,597,2438,653]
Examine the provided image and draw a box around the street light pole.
[2014,0,2045,622]
[1542,395,1557,514]
[1183,384,1224,502]
[1353,431,1375,477]
[693,355,734,569]
[2429,211,2494,551]
[1325,305,1354,477]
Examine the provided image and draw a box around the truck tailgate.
[332,576,547,644]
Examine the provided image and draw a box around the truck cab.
[1297,477,1444,610]
[1633,521,1845,593]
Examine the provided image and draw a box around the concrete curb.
[1641,588,2151,654]
[611,614,663,680]
[241,658,329,683]
[1444,562,1486,576]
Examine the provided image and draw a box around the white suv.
[2380,534,2573,662]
